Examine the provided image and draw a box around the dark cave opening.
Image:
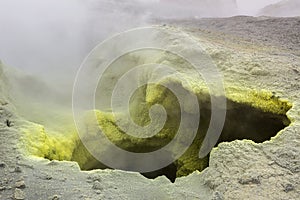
[217,101,290,144]
[73,97,291,183]
[139,98,291,182]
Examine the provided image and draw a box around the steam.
[0,0,295,126]
[0,0,146,88]
[0,0,281,89]
[0,0,237,107]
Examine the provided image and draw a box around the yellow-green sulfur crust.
[19,82,292,178]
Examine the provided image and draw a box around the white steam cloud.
[0,0,296,108]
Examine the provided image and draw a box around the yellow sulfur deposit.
[226,87,292,115]
[18,80,292,179]
[19,121,77,161]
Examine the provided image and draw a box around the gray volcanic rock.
[165,16,300,53]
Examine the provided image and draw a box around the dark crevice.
[5,119,12,127]
[217,102,290,144]
[138,98,291,182]
[142,163,177,183]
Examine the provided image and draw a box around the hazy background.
[237,0,281,15]
[0,0,296,95]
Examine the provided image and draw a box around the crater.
[70,84,292,183]
[20,84,292,183]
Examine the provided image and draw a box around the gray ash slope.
[162,16,300,53]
